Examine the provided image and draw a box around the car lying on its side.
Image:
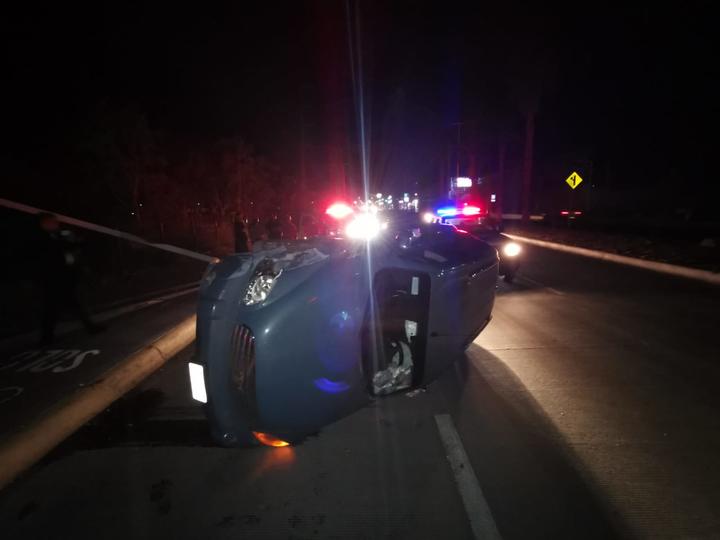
[190,205,499,447]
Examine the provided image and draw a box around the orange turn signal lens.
[253,431,290,447]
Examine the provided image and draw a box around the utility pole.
[451,122,463,179]
[521,110,535,223]
[497,138,507,221]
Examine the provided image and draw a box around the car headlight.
[345,213,381,240]
[503,242,522,257]
[243,259,282,305]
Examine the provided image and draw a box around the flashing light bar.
[436,205,482,218]
[326,202,354,219]
[436,206,459,217]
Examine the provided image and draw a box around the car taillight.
[561,210,569,215]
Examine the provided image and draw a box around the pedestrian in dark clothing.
[266,215,282,240]
[233,216,252,253]
[34,213,103,345]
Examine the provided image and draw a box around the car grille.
[230,325,256,402]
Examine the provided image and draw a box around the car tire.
[503,270,516,283]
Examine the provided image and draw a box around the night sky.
[3,2,718,212]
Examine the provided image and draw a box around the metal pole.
[521,111,535,223]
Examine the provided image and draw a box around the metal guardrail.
[507,234,720,285]
[0,197,217,263]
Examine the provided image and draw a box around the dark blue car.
[190,209,498,447]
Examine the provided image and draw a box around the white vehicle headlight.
[503,242,522,257]
[345,213,381,240]
[243,259,282,305]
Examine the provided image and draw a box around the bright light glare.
[326,202,354,220]
[456,177,473,187]
[188,362,207,403]
[503,242,522,257]
[422,212,435,223]
[462,206,481,216]
[345,213,381,239]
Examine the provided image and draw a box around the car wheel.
[503,270,516,283]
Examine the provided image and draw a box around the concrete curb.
[506,234,720,286]
[0,315,197,490]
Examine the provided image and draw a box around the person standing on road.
[34,213,104,345]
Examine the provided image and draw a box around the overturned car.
[190,207,498,446]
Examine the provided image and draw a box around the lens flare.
[346,213,381,239]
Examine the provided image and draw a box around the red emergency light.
[462,205,481,216]
[325,202,354,220]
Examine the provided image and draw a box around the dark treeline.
[2,100,303,253]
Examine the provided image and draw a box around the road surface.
[1,245,719,539]
[0,292,197,439]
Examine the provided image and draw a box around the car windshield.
[2,3,718,540]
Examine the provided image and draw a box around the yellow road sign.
[566,171,583,189]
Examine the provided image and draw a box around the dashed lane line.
[435,414,502,540]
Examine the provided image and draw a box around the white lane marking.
[517,275,565,295]
[434,414,502,540]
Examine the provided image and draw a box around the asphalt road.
[1,245,719,539]
[0,292,197,438]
